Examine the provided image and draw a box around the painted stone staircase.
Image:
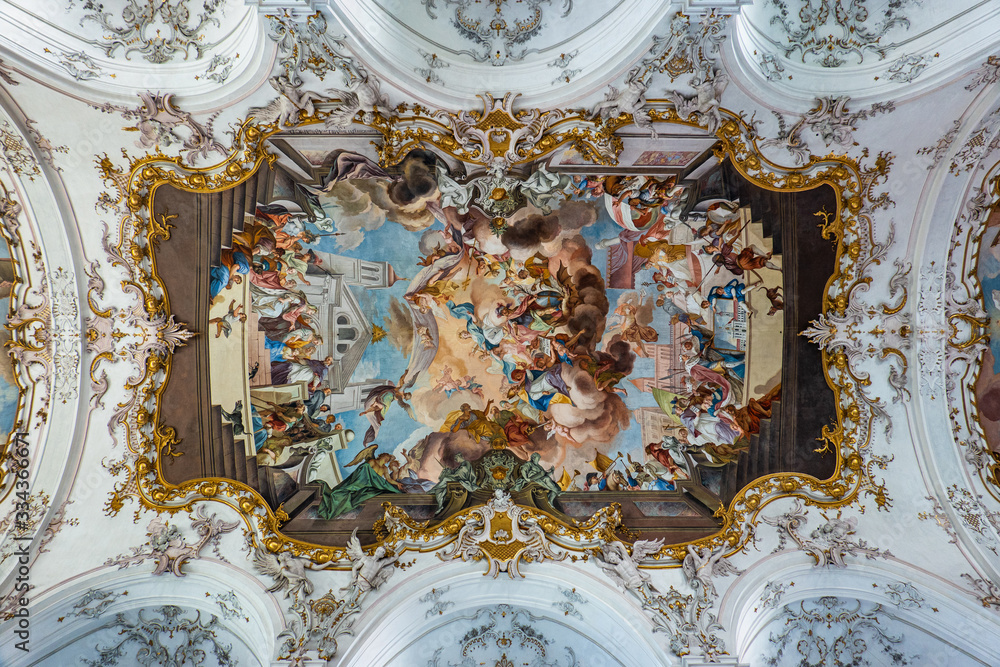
[720,399,790,501]
[719,182,788,504]
[202,164,273,498]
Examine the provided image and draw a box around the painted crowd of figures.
[212,204,342,465]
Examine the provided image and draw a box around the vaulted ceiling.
[0,2,999,666]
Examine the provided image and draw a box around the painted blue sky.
[312,219,419,465]
[313,194,674,468]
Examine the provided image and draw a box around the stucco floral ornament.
[105,506,239,576]
[96,92,226,165]
[762,499,892,567]
[87,276,194,428]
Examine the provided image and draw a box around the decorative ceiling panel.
[0,0,268,98]
[0,3,999,666]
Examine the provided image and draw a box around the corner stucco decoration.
[104,505,239,576]
[762,498,892,566]
[763,0,917,67]
[265,11,366,86]
[95,92,227,166]
[91,63,896,660]
[79,605,240,667]
[762,596,916,667]
[419,0,573,66]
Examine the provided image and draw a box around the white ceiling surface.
[325,0,672,107]
[0,0,271,104]
[0,1,997,665]
[733,0,1000,102]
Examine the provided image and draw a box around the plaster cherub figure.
[147,518,197,576]
[666,66,729,134]
[249,75,328,128]
[325,69,389,128]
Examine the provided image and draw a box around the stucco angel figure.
[253,546,315,599]
[249,75,328,128]
[595,539,664,594]
[326,69,389,128]
[681,544,740,598]
[666,66,728,134]
[342,528,398,600]
[593,66,657,138]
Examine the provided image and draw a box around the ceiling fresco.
[1,1,1000,666]
[150,117,846,549]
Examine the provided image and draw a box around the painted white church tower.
[298,252,401,410]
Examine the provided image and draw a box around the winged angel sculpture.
[343,528,398,600]
[253,532,396,604]
[681,544,740,598]
[595,539,664,594]
[250,68,388,130]
[593,66,658,138]
[253,546,316,599]
[249,75,328,128]
[325,69,389,128]
[665,66,728,134]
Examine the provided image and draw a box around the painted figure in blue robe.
[447,300,504,352]
[707,278,756,320]
[249,406,267,451]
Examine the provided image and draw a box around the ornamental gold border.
[0,178,50,505]
[946,157,1000,502]
[96,97,890,565]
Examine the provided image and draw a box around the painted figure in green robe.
[317,446,402,519]
[429,454,478,512]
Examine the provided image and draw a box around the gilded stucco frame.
[0,178,52,505]
[94,98,893,565]
[947,159,1000,502]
